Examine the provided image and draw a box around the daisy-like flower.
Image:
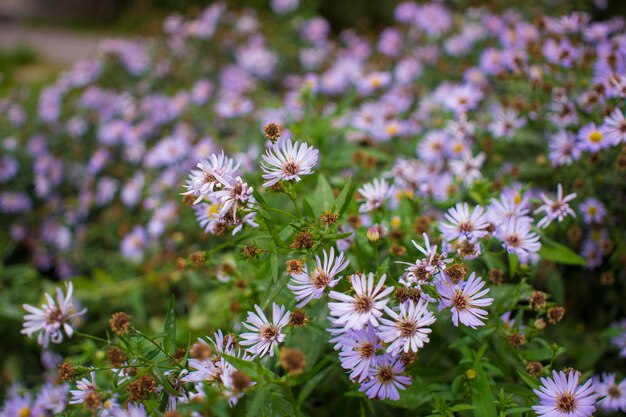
[182,151,240,204]
[533,370,598,417]
[604,108,626,144]
[495,218,541,264]
[328,273,394,330]
[358,355,411,401]
[211,176,254,222]
[436,272,493,329]
[240,303,290,357]
[449,151,486,186]
[357,178,394,213]
[69,372,97,405]
[288,247,350,307]
[379,299,436,355]
[594,373,626,412]
[397,233,451,284]
[22,282,87,348]
[548,130,581,166]
[260,138,319,187]
[578,122,612,153]
[578,197,606,224]
[534,183,577,229]
[439,202,489,243]
[337,324,382,382]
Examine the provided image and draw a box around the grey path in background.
[0,23,105,64]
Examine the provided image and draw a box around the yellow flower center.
[513,193,522,205]
[453,143,464,153]
[104,400,112,409]
[19,407,30,417]
[370,76,382,88]
[589,130,603,143]
[588,206,597,215]
[386,123,399,135]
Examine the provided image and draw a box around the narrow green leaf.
[471,356,497,417]
[335,176,355,216]
[538,239,586,266]
[163,295,176,355]
[270,249,279,283]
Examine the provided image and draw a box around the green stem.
[268,207,298,219]
[287,192,302,218]
[76,331,110,344]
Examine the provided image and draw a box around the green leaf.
[538,239,586,266]
[334,176,355,216]
[270,249,279,283]
[302,198,315,219]
[471,356,497,417]
[516,370,540,390]
[311,174,334,214]
[508,252,518,277]
[163,295,176,355]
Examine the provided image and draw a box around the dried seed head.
[231,371,252,394]
[488,268,504,285]
[182,194,196,206]
[174,348,187,361]
[507,333,526,348]
[279,347,307,376]
[566,226,582,245]
[446,263,467,284]
[547,306,565,324]
[58,362,75,382]
[286,259,304,274]
[189,342,212,360]
[189,251,206,265]
[529,291,547,310]
[288,309,309,327]
[109,312,132,336]
[83,391,102,412]
[263,122,282,142]
[389,243,407,256]
[401,351,418,367]
[107,347,126,367]
[347,214,362,228]
[290,231,315,250]
[413,216,431,234]
[527,362,543,377]
[600,271,615,286]
[321,210,339,226]
[242,244,262,259]
[127,375,157,402]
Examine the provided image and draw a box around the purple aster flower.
[240,303,290,357]
[611,319,626,357]
[183,151,240,204]
[578,197,606,224]
[533,370,597,417]
[288,247,350,307]
[578,122,613,152]
[604,108,626,144]
[211,176,254,222]
[379,299,436,355]
[495,218,541,264]
[261,139,319,187]
[22,282,86,348]
[358,355,411,401]
[357,178,394,213]
[594,373,626,412]
[34,383,68,415]
[0,391,33,417]
[439,202,489,243]
[271,0,299,14]
[336,324,381,382]
[436,272,493,329]
[0,155,18,182]
[329,273,394,330]
[120,226,148,262]
[548,130,581,166]
[0,192,32,213]
[534,184,577,228]
[69,372,97,405]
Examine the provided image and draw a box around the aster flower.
[358,355,411,401]
[182,151,240,204]
[604,108,626,144]
[357,178,394,213]
[240,303,290,357]
[449,151,485,186]
[328,273,394,330]
[495,218,541,264]
[436,272,493,329]
[22,282,87,348]
[533,370,597,417]
[288,247,350,307]
[34,383,68,415]
[439,202,489,243]
[1,391,33,417]
[337,324,382,382]
[578,122,612,153]
[578,197,606,224]
[69,372,97,405]
[534,184,577,229]
[397,233,451,284]
[548,130,581,166]
[260,138,319,187]
[379,299,436,355]
[0,155,18,182]
[611,319,626,358]
[211,176,254,222]
[594,373,626,412]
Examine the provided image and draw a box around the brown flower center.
[459,222,473,233]
[311,268,331,289]
[353,295,373,313]
[283,162,299,176]
[452,291,468,310]
[357,342,374,359]
[260,324,280,341]
[556,393,575,413]
[608,385,621,398]
[506,234,520,247]
[376,366,394,384]
[46,307,64,325]
[397,318,417,337]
